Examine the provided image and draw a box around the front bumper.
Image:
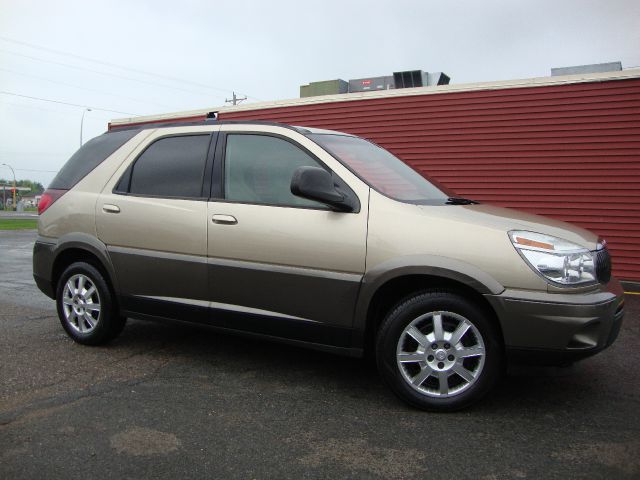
[485,279,625,365]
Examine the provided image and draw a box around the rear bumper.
[33,238,56,299]
[485,279,625,365]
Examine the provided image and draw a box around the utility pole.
[80,107,92,147]
[225,91,247,106]
[1,163,16,211]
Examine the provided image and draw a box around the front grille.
[595,248,612,283]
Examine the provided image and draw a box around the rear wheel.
[376,290,503,411]
[56,262,126,345]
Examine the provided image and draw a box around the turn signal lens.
[513,236,554,250]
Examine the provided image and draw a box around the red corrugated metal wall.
[219,79,640,282]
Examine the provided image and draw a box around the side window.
[224,134,326,208]
[126,135,209,198]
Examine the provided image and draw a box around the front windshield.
[309,134,450,204]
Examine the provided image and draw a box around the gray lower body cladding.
[120,294,356,354]
[107,246,361,328]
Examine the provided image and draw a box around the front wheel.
[376,290,503,411]
[56,261,126,345]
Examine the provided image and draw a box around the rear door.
[96,126,218,321]
[206,125,369,347]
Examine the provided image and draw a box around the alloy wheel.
[61,273,102,334]
[396,310,485,398]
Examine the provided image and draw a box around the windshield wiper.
[446,197,479,205]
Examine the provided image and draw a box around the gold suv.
[33,121,625,411]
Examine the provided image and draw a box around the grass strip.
[0,219,38,230]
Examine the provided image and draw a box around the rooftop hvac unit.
[348,76,394,93]
[393,70,427,88]
[300,70,451,98]
[428,72,451,86]
[392,71,451,89]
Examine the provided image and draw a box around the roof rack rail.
[107,117,304,133]
[108,111,217,132]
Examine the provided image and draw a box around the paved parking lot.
[1,230,639,479]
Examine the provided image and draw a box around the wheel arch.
[51,234,119,298]
[354,259,506,355]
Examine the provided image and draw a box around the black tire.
[376,290,503,412]
[55,261,126,345]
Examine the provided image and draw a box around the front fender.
[353,254,505,335]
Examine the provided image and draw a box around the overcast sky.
[1,0,639,187]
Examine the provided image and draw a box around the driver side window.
[224,134,327,208]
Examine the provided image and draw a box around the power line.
[0,99,124,118]
[0,91,138,115]
[0,150,68,156]
[0,48,227,101]
[0,99,90,117]
[0,35,261,100]
[0,67,178,110]
[0,149,69,157]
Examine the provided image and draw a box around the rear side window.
[125,135,210,198]
[48,129,139,189]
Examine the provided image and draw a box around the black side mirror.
[290,166,355,212]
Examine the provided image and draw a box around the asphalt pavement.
[1,230,639,479]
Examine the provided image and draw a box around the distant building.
[551,61,622,76]
[300,69,450,98]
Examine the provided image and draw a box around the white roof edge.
[109,107,218,126]
[111,68,640,126]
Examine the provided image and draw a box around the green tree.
[16,179,45,194]
[0,178,45,194]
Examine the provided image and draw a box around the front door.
[206,127,369,347]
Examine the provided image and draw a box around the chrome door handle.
[103,204,120,214]
[212,214,237,225]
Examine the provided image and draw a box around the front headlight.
[508,230,597,286]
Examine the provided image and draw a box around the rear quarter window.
[124,135,210,198]
[48,129,140,190]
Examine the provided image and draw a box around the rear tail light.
[38,189,67,214]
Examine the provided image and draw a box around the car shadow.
[91,316,633,416]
